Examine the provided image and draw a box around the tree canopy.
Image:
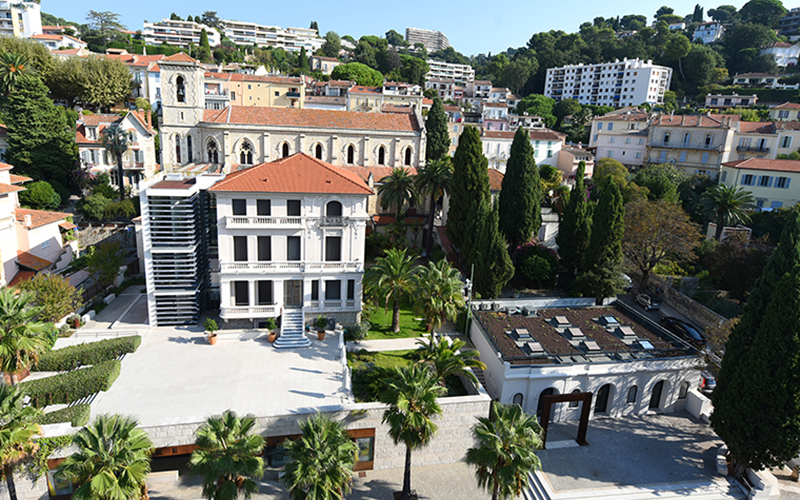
[330,62,383,87]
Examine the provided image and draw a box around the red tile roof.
[775,120,800,130]
[209,153,374,195]
[0,184,24,194]
[738,122,775,134]
[7,270,35,288]
[202,106,420,132]
[338,166,417,184]
[722,158,800,172]
[16,251,53,271]
[487,168,504,191]
[58,221,77,230]
[349,86,382,95]
[151,178,197,190]
[162,52,199,63]
[0,162,13,171]
[653,114,739,127]
[203,72,303,85]
[9,175,31,185]
[381,104,414,114]
[774,102,800,110]
[484,102,508,108]
[15,208,70,229]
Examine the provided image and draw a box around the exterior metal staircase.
[273,308,311,348]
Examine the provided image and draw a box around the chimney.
[146,110,152,130]
[24,215,31,228]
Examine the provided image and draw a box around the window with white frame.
[776,176,790,188]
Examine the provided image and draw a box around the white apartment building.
[406,27,449,52]
[761,42,800,68]
[142,18,221,48]
[210,153,371,346]
[0,1,41,38]
[692,22,724,44]
[589,108,652,168]
[482,129,565,173]
[222,20,322,53]
[545,58,672,108]
[426,59,475,85]
[30,33,86,51]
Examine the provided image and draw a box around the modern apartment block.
[140,174,222,326]
[426,59,475,85]
[142,18,221,48]
[544,58,672,108]
[222,21,322,53]
[0,1,41,38]
[406,27,450,52]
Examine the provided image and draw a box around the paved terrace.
[90,328,349,428]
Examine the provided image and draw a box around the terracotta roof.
[162,52,199,63]
[484,102,508,108]
[312,56,340,62]
[58,221,77,230]
[304,96,346,104]
[16,251,52,271]
[204,72,303,85]
[349,86,382,95]
[765,42,793,48]
[722,158,800,172]
[381,104,414,114]
[202,106,420,132]
[738,122,775,134]
[775,120,800,130]
[338,166,417,184]
[487,168,504,191]
[443,105,461,113]
[52,48,83,56]
[474,80,493,85]
[151,178,197,190]
[561,145,594,158]
[653,114,739,127]
[327,80,354,88]
[774,102,800,110]
[0,184,24,194]
[422,98,433,105]
[9,175,31,184]
[15,208,70,229]
[210,153,373,195]
[7,270,35,288]
[0,162,14,171]
[600,112,650,122]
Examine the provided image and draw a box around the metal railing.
[225,216,303,227]
[320,216,345,227]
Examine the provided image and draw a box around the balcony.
[220,261,362,273]
[224,216,303,229]
[307,300,358,311]
[286,91,301,98]
[319,216,346,227]
[656,142,723,152]
[220,305,278,318]
[736,145,769,153]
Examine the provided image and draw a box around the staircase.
[273,309,311,349]
[524,471,747,500]
[471,366,488,390]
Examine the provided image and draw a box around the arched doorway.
[512,393,523,407]
[537,388,556,418]
[282,143,290,158]
[315,143,323,160]
[378,146,386,165]
[649,380,665,410]
[326,201,342,216]
[347,144,355,164]
[594,384,612,414]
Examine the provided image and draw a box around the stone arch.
[281,142,290,158]
[239,139,254,165]
[377,145,387,165]
[206,138,219,164]
[176,75,185,103]
[537,387,558,418]
[315,143,324,160]
[174,134,182,164]
[404,146,413,166]
[593,383,615,415]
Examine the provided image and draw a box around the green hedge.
[715,86,800,103]
[22,360,121,408]
[34,336,141,372]
[36,404,91,427]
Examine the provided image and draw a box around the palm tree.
[0,288,51,385]
[58,414,153,500]
[381,365,446,500]
[415,159,452,258]
[378,168,419,221]
[702,185,754,241]
[413,259,465,335]
[0,385,42,500]
[282,413,357,500]
[189,410,265,500]
[416,336,486,388]
[364,248,417,333]
[466,403,544,500]
[100,124,134,201]
[0,53,35,96]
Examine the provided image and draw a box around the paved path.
[347,333,465,352]
[82,288,145,330]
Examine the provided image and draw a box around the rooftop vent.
[522,306,536,317]
[514,328,531,339]
[638,339,655,350]
[582,340,602,352]
[526,341,544,355]
[598,315,620,327]
[565,327,586,340]
[552,315,571,328]
[614,326,638,340]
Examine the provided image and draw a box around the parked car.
[621,274,633,291]
[660,316,704,343]
[699,372,717,395]
[635,293,661,311]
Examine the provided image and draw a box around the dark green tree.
[575,180,625,300]
[425,97,450,162]
[5,77,77,187]
[708,5,737,22]
[472,199,515,299]
[692,4,705,22]
[320,32,342,58]
[309,21,319,31]
[556,162,591,276]
[199,28,210,50]
[738,0,786,27]
[553,99,581,128]
[498,126,541,249]
[330,62,383,86]
[446,126,490,258]
[298,47,309,73]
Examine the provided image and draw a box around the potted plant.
[204,318,219,345]
[265,318,278,343]
[69,314,81,329]
[315,315,327,341]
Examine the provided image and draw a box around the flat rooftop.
[90,329,349,429]
[538,413,737,495]
[474,305,694,365]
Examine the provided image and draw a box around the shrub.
[430,245,446,262]
[104,199,136,219]
[36,404,91,427]
[516,243,558,288]
[365,231,392,259]
[19,181,61,210]
[17,273,84,323]
[49,179,71,206]
[344,320,370,341]
[90,173,117,199]
[21,360,121,407]
[58,324,70,336]
[33,335,141,372]
[204,318,218,332]
[79,194,111,220]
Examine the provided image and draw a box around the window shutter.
[786,178,792,189]
[768,177,774,187]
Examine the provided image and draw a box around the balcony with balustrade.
[224,215,304,229]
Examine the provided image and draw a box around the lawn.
[347,349,468,402]
[366,306,428,340]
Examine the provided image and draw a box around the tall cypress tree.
[446,125,490,257]
[5,77,77,188]
[298,47,310,72]
[556,161,591,276]
[473,199,514,298]
[499,126,542,250]
[199,28,210,50]
[425,97,450,162]
[712,208,800,470]
[575,179,625,300]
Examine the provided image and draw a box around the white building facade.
[0,1,41,38]
[425,60,475,85]
[406,28,450,52]
[222,21,322,52]
[589,109,652,168]
[482,129,564,173]
[692,22,724,44]
[545,58,672,108]
[142,19,221,48]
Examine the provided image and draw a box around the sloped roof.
[15,208,71,229]
[209,153,374,195]
[738,122,775,134]
[0,184,24,194]
[722,158,800,172]
[162,52,199,63]
[16,251,52,271]
[7,270,35,288]
[653,114,739,127]
[338,166,417,184]
[201,106,420,132]
[9,174,32,185]
[487,168,504,191]
[774,102,800,110]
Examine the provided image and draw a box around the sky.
[46,0,754,56]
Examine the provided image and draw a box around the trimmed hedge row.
[21,360,121,408]
[36,404,91,427]
[34,336,141,372]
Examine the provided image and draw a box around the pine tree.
[575,179,625,300]
[425,97,451,162]
[473,199,514,299]
[5,77,77,188]
[499,126,542,250]
[712,208,800,470]
[446,125,490,256]
[556,161,591,276]
[298,47,309,73]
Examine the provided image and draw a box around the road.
[615,290,697,328]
